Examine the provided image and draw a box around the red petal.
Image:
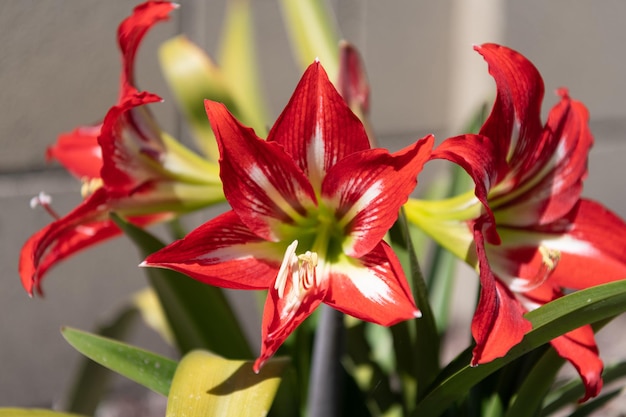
[205,101,317,241]
[323,135,434,257]
[101,1,175,195]
[522,283,602,402]
[98,91,165,196]
[432,134,500,244]
[144,211,280,290]
[325,241,419,326]
[255,278,327,372]
[19,189,170,296]
[550,326,603,402]
[118,1,177,90]
[470,218,532,365]
[546,199,626,289]
[267,61,371,190]
[493,92,593,225]
[47,124,103,179]
[475,44,544,183]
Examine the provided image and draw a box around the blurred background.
[1,0,626,412]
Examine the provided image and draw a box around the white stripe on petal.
[336,261,394,305]
[247,163,305,221]
[306,119,326,190]
[338,179,383,228]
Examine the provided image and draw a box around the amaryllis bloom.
[405,43,626,401]
[143,60,432,371]
[20,1,224,296]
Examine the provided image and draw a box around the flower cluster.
[20,2,224,296]
[18,1,626,409]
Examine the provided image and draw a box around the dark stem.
[307,305,345,417]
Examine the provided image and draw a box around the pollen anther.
[274,240,319,300]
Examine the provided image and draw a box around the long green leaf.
[61,327,178,396]
[166,350,288,417]
[62,306,139,415]
[111,214,253,358]
[0,410,87,417]
[503,348,563,417]
[413,279,626,417]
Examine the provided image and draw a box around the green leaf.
[0,410,87,417]
[62,306,139,415]
[413,279,626,417]
[503,348,562,417]
[111,214,253,358]
[401,212,441,386]
[166,350,288,417]
[277,0,340,79]
[61,327,177,396]
[345,320,396,416]
[218,0,268,136]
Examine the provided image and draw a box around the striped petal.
[267,61,371,191]
[205,101,317,241]
[255,249,328,372]
[98,90,165,196]
[492,91,593,226]
[19,188,170,296]
[323,135,434,257]
[325,241,419,325]
[542,199,626,289]
[470,218,531,365]
[143,210,281,290]
[475,43,544,184]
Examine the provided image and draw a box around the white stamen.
[275,240,299,299]
[30,192,51,209]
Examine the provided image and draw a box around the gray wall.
[2,0,626,411]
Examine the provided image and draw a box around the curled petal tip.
[138,260,149,268]
[252,359,263,374]
[414,310,422,319]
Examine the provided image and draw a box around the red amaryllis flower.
[20,1,224,296]
[405,43,626,401]
[143,60,432,371]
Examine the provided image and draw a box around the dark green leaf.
[414,279,626,417]
[111,214,252,358]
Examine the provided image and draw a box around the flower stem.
[307,305,345,417]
